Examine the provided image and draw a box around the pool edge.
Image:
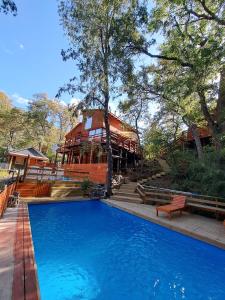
[12,202,40,300]
[101,199,225,251]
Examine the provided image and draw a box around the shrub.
[168,148,225,197]
[81,178,93,195]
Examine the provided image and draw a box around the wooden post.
[62,153,65,164]
[90,144,93,164]
[125,151,128,170]
[23,155,30,181]
[54,151,58,165]
[8,156,13,170]
[120,149,122,171]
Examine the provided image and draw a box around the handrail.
[59,130,140,153]
[137,183,225,202]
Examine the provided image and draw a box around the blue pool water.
[29,200,225,300]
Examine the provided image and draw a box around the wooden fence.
[0,182,16,218]
[64,163,107,184]
[16,182,51,198]
[137,183,225,217]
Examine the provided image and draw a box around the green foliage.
[169,148,225,197]
[143,120,181,160]
[81,178,92,195]
[0,92,77,161]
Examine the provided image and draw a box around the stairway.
[111,182,143,204]
[51,181,82,198]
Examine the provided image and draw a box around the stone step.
[119,189,136,194]
[51,186,80,191]
[51,186,82,197]
[114,191,138,198]
[110,195,143,204]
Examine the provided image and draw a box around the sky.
[0,0,159,116]
[0,0,78,108]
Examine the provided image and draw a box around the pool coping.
[102,199,225,250]
[12,202,40,300]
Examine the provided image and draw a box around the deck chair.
[7,191,20,207]
[156,195,186,219]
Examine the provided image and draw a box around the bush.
[168,148,225,197]
[81,178,93,195]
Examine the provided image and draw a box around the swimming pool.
[29,200,225,300]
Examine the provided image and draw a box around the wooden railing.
[0,182,16,218]
[136,183,225,217]
[59,130,139,154]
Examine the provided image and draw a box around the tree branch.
[198,0,225,26]
[131,45,194,68]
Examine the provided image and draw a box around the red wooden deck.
[12,202,39,300]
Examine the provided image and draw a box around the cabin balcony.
[57,130,140,154]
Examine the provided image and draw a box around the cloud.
[70,98,80,106]
[12,93,29,105]
[19,43,24,50]
[2,47,13,55]
[59,99,67,106]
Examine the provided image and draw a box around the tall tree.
[58,0,142,195]
[118,71,151,146]
[124,0,225,148]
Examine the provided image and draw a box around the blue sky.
[0,0,77,108]
[0,0,159,116]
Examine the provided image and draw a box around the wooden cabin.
[57,109,141,183]
[8,147,49,170]
[178,127,212,150]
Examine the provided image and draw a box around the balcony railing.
[58,130,140,153]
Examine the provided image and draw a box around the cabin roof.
[66,109,137,138]
[8,147,49,161]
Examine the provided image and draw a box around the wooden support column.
[125,151,128,170]
[54,152,58,164]
[8,156,13,170]
[119,148,122,172]
[23,155,30,181]
[90,144,93,164]
[62,153,65,164]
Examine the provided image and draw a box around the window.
[85,117,92,130]
[89,130,96,137]
[95,128,102,135]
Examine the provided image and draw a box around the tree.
[118,71,151,146]
[0,108,26,152]
[151,60,207,159]
[124,0,225,148]
[58,0,141,195]
[0,0,17,15]
[48,99,78,145]
[27,94,53,151]
[0,91,12,111]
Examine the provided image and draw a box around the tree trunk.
[216,66,225,133]
[104,104,113,197]
[190,124,203,159]
[197,89,222,149]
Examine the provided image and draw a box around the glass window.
[85,117,92,129]
[89,130,96,137]
[95,128,102,135]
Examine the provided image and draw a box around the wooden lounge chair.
[156,195,186,219]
